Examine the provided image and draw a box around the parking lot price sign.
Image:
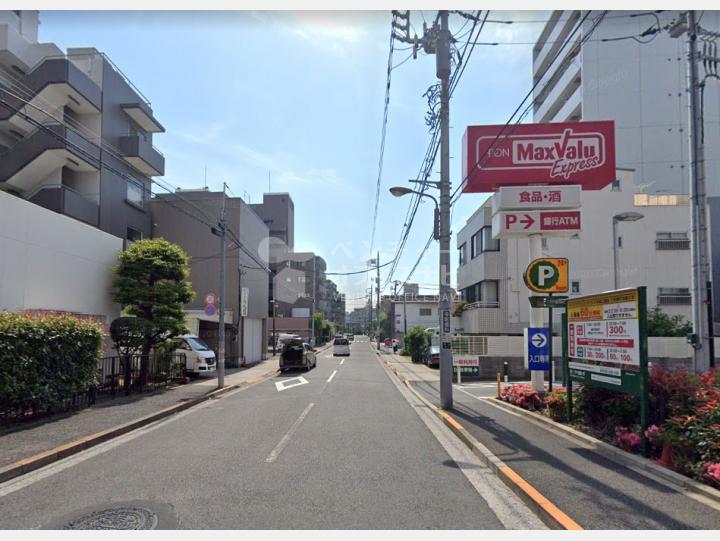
[453,355,480,377]
[566,288,647,397]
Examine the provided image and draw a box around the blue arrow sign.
[528,327,550,371]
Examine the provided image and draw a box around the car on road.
[174,334,216,374]
[276,333,301,351]
[279,339,317,372]
[345,333,354,342]
[424,345,440,368]
[333,337,350,356]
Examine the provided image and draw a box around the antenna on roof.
[204,164,207,189]
[268,170,271,193]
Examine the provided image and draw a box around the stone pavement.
[0,357,281,469]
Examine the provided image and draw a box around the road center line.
[327,370,338,383]
[265,402,315,463]
[340,359,345,365]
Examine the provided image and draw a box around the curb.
[486,397,720,506]
[0,369,277,485]
[377,352,582,530]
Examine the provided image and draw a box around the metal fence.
[0,353,187,425]
[96,352,187,397]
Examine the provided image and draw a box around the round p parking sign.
[524,258,569,293]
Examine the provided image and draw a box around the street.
[0,340,542,529]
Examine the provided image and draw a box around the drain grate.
[64,507,158,530]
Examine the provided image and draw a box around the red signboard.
[492,210,582,238]
[462,120,616,192]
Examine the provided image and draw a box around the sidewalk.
[384,353,720,530]
[0,357,279,469]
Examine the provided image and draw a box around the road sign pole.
[562,312,572,422]
[529,235,544,392]
[639,286,650,458]
[548,293,553,392]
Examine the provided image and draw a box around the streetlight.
[389,186,440,240]
[612,212,644,289]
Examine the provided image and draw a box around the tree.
[379,310,390,340]
[404,326,430,363]
[112,239,194,387]
[647,305,693,337]
[313,312,324,345]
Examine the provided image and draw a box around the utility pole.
[437,10,453,410]
[311,256,317,346]
[672,11,713,372]
[239,268,246,366]
[376,251,381,350]
[213,184,228,388]
[687,10,712,373]
[392,280,401,344]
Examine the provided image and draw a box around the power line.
[367,15,396,260]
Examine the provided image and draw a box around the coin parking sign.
[524,258,569,293]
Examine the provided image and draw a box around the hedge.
[0,312,103,416]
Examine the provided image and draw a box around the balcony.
[0,123,100,193]
[28,184,99,226]
[119,134,165,176]
[120,101,164,133]
[0,57,101,127]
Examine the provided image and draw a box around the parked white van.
[174,335,216,374]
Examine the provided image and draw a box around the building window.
[656,232,690,250]
[458,243,467,266]
[419,307,432,316]
[470,233,478,259]
[126,227,143,244]
[480,226,499,252]
[465,285,477,303]
[571,281,581,294]
[611,179,621,191]
[480,280,499,306]
[657,287,691,305]
[617,236,623,248]
[126,180,144,208]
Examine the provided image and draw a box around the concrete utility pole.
[376,251,381,350]
[391,280,401,344]
[686,10,712,373]
[215,185,228,388]
[437,10,453,410]
[311,256,316,346]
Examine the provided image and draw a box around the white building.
[533,10,720,195]
[456,169,692,334]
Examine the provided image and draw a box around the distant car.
[279,339,316,372]
[333,337,350,356]
[345,333,354,342]
[425,345,440,368]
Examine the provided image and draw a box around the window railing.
[657,294,691,306]
[655,238,690,250]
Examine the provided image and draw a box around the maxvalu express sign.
[462,120,616,192]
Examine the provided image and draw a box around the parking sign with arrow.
[526,327,550,371]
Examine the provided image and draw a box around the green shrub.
[0,312,103,414]
[404,326,430,363]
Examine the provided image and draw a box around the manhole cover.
[64,507,158,530]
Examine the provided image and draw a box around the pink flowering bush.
[615,427,642,452]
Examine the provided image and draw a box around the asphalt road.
[402,368,720,530]
[0,339,541,529]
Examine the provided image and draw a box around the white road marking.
[375,357,545,529]
[275,376,308,392]
[339,359,345,365]
[265,402,315,463]
[327,370,337,383]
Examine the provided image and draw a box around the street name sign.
[491,185,581,214]
[524,258,569,293]
[462,120,616,192]
[526,327,550,371]
[566,288,647,396]
[492,210,581,238]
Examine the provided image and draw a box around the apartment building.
[456,169,693,334]
[0,11,164,245]
[151,189,270,364]
[532,10,720,196]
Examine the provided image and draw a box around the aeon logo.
[511,128,605,180]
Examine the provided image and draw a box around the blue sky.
[39,10,546,310]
